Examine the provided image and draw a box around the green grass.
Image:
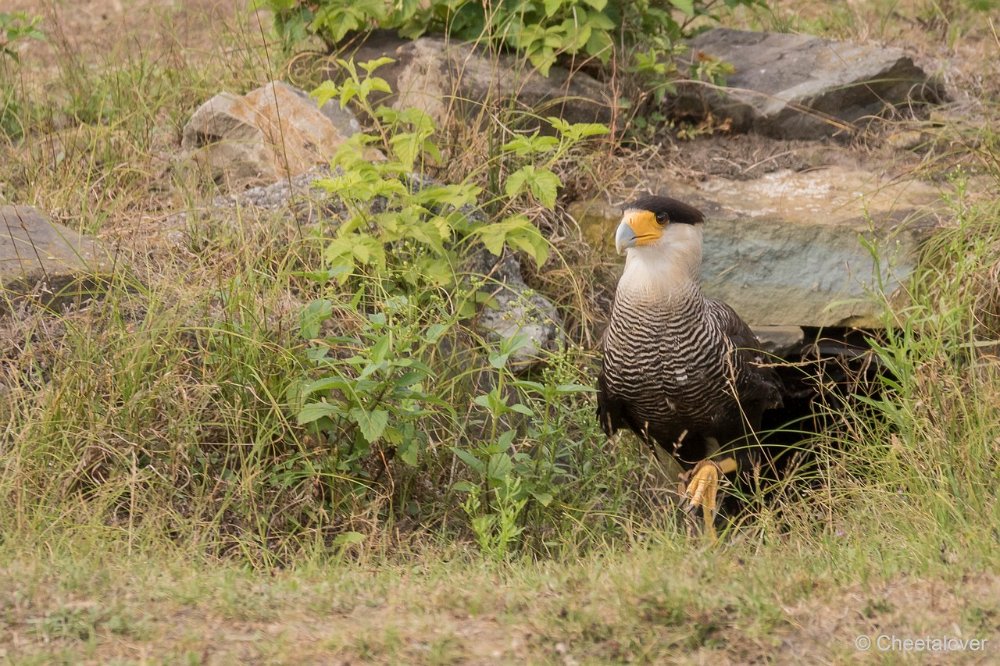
[1,0,1000,662]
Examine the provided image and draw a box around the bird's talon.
[679,459,730,538]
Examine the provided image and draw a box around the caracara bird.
[597,195,783,536]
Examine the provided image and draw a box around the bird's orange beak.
[615,209,662,254]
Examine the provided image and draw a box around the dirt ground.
[7,0,245,69]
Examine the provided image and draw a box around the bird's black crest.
[624,195,704,225]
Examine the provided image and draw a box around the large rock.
[180,81,360,189]
[571,166,948,329]
[467,250,563,372]
[671,29,944,140]
[345,35,614,131]
[1,206,115,311]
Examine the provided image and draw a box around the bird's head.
[614,195,705,255]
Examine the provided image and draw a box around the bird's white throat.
[618,223,703,301]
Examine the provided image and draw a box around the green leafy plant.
[0,11,44,139]
[0,11,43,62]
[460,475,528,559]
[258,0,763,76]
[451,334,594,542]
[288,58,609,552]
[292,295,452,479]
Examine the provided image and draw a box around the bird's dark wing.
[706,298,783,412]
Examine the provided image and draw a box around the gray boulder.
[571,166,948,329]
[672,29,944,140]
[467,250,563,373]
[1,206,115,311]
[345,35,614,131]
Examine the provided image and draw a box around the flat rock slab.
[572,167,948,328]
[1,206,115,311]
[673,29,943,139]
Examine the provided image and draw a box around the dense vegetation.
[261,0,764,75]
[1,0,998,661]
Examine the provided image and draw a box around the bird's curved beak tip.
[615,221,637,255]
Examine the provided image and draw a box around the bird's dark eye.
[655,212,669,224]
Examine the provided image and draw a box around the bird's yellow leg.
[681,456,738,539]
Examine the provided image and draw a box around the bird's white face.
[616,209,702,255]
[616,209,704,295]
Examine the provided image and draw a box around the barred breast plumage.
[596,194,782,469]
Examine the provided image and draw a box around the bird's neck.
[618,226,703,303]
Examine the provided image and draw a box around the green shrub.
[282,58,620,556]
[0,11,44,139]
[258,0,764,75]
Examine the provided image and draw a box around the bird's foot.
[680,457,738,539]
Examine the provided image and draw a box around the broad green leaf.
[473,215,550,267]
[502,134,559,156]
[332,531,366,547]
[505,165,561,209]
[451,447,485,474]
[310,80,339,108]
[370,334,391,363]
[555,383,598,393]
[300,299,333,339]
[350,408,389,443]
[566,122,610,140]
[475,223,508,257]
[510,403,534,417]
[496,429,517,451]
[397,438,420,466]
[529,169,560,209]
[501,215,550,267]
[546,116,571,135]
[474,392,506,413]
[488,350,511,369]
[298,401,343,425]
[504,164,535,198]
[531,490,554,506]
[364,76,392,96]
[394,370,427,388]
[584,11,615,30]
[405,222,447,255]
[412,183,481,208]
[505,229,550,267]
[486,453,513,482]
[416,256,455,286]
[425,323,449,342]
[670,0,696,16]
[569,22,592,52]
[359,56,395,73]
[585,28,614,62]
[300,376,353,397]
